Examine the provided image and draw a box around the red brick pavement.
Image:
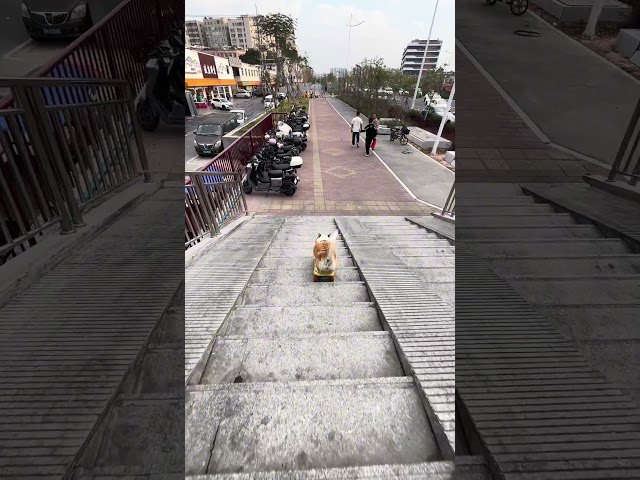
[456,46,608,182]
[245,99,430,215]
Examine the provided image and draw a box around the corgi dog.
[313,230,339,274]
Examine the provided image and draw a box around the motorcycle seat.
[272,163,291,170]
[268,170,284,177]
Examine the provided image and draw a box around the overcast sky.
[186,0,455,73]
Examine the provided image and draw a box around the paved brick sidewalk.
[456,46,609,183]
[245,99,433,215]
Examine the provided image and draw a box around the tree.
[583,0,604,38]
[420,66,447,108]
[254,13,300,94]
[239,48,261,65]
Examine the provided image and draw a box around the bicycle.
[390,126,410,146]
[486,0,529,16]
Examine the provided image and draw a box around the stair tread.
[185,379,441,475]
[200,332,402,384]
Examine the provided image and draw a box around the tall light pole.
[346,12,365,84]
[411,0,439,111]
[432,79,455,154]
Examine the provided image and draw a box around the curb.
[0,181,162,309]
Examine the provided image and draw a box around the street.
[0,0,124,82]
[184,96,263,170]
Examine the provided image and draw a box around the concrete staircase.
[185,216,458,479]
[458,183,640,405]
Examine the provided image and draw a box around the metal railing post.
[608,95,640,182]
[124,83,152,182]
[12,85,76,235]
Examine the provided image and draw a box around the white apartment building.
[227,15,258,50]
[330,67,347,78]
[202,17,231,49]
[185,20,208,48]
[401,39,442,76]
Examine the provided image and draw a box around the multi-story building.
[200,48,246,60]
[330,67,347,78]
[401,39,442,76]
[202,17,231,49]
[185,20,208,48]
[226,15,258,50]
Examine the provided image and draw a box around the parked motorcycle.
[135,26,186,131]
[390,126,410,146]
[485,0,528,15]
[242,153,301,196]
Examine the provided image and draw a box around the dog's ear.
[329,230,339,241]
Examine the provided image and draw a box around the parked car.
[423,105,455,126]
[192,116,239,156]
[276,92,286,101]
[211,97,233,110]
[264,94,275,109]
[21,0,94,39]
[234,89,251,98]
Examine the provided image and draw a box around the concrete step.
[396,255,455,268]
[456,195,538,206]
[454,213,579,227]
[250,267,361,284]
[269,239,347,250]
[489,256,640,278]
[422,282,455,306]
[265,247,350,258]
[392,246,456,257]
[458,183,526,196]
[455,457,493,480]
[469,239,631,258]
[185,378,441,475]
[508,278,640,306]
[348,239,452,248]
[239,283,369,306]
[457,203,556,215]
[273,233,439,242]
[536,306,640,342]
[458,225,603,240]
[186,461,455,479]
[224,305,382,337]
[259,256,355,269]
[200,332,403,384]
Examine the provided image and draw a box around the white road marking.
[3,38,33,59]
[325,98,444,209]
[186,155,200,164]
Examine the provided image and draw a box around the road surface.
[0,0,124,82]
[185,96,263,171]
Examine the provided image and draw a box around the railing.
[442,184,455,217]
[0,0,176,109]
[1,77,148,265]
[185,172,248,249]
[608,95,640,186]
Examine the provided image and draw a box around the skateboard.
[313,261,335,282]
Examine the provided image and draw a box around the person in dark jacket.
[363,117,377,157]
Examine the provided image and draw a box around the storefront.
[184,49,237,101]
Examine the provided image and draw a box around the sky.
[185,0,455,74]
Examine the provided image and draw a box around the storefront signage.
[198,53,218,78]
[185,49,203,79]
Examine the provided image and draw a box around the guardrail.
[1,77,148,265]
[0,0,175,109]
[442,184,455,217]
[608,96,640,186]
[185,171,248,249]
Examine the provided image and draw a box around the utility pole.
[346,13,364,87]
[411,0,439,111]
[431,79,455,154]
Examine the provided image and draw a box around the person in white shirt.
[350,112,363,147]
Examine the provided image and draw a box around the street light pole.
[431,79,455,154]
[410,0,440,111]
[346,13,364,87]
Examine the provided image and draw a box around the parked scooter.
[242,153,301,196]
[135,26,186,131]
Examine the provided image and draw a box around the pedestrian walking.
[371,113,380,150]
[351,111,363,147]
[363,116,377,157]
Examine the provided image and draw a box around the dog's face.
[316,230,338,244]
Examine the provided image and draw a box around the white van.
[264,94,275,110]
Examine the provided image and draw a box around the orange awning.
[185,78,236,87]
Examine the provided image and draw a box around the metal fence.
[0,77,148,265]
[608,96,640,186]
[0,0,176,110]
[185,172,248,248]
